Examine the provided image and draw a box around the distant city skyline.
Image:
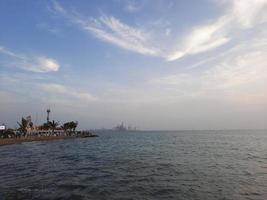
[0,0,267,130]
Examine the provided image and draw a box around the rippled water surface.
[1,130,267,200]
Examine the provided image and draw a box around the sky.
[0,0,267,130]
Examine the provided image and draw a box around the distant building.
[0,124,6,131]
[113,122,137,131]
[113,122,127,131]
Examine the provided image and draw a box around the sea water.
[0,130,267,200]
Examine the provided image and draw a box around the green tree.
[17,117,28,137]
[48,120,59,135]
[29,121,33,130]
[62,122,70,135]
[3,129,15,138]
[62,121,78,135]
[70,121,78,132]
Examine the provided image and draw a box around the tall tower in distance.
[46,109,51,123]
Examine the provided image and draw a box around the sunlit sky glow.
[0,0,267,130]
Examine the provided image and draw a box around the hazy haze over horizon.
[0,0,267,130]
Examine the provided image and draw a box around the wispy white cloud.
[42,83,97,102]
[232,0,267,28]
[167,16,231,61]
[36,23,61,34]
[0,46,23,59]
[165,28,171,36]
[168,0,267,61]
[51,0,267,62]
[0,46,60,73]
[150,34,267,104]
[84,16,160,56]
[0,72,97,108]
[123,0,142,13]
[51,1,160,57]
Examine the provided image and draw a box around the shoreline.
[0,135,96,146]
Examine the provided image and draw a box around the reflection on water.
[0,130,267,200]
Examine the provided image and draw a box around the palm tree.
[62,122,70,135]
[48,120,59,135]
[29,121,33,130]
[17,117,28,137]
[72,121,78,132]
[62,121,78,135]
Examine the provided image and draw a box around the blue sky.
[0,0,267,130]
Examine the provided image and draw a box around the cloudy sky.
[0,0,266,130]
